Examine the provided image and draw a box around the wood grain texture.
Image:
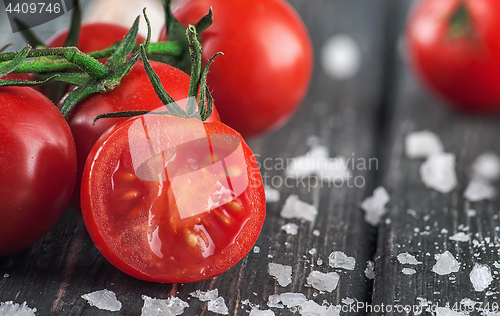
[0,0,404,315]
[371,1,500,314]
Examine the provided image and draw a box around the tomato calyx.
[448,2,475,39]
[153,0,213,73]
[94,25,222,124]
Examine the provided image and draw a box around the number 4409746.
[6,2,61,14]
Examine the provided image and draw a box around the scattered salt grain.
[299,300,340,316]
[405,131,444,159]
[449,232,470,242]
[470,263,493,292]
[468,209,477,217]
[321,34,361,80]
[435,306,467,316]
[280,195,318,222]
[249,308,275,316]
[329,251,355,270]
[81,289,122,312]
[432,251,460,275]
[268,263,292,287]
[397,253,422,265]
[0,301,36,316]
[364,261,375,279]
[402,268,417,275]
[190,289,218,302]
[420,153,457,193]
[282,223,299,235]
[464,178,497,202]
[254,246,260,254]
[360,186,390,226]
[207,297,229,315]
[267,295,284,309]
[274,293,307,308]
[317,258,323,266]
[313,230,320,236]
[265,187,280,203]
[472,153,500,181]
[141,296,189,316]
[285,145,350,182]
[306,271,340,292]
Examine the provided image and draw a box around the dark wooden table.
[2,0,500,315]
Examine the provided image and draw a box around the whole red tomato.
[81,114,265,282]
[47,22,146,53]
[406,0,500,111]
[0,87,76,256]
[67,60,220,210]
[160,0,313,137]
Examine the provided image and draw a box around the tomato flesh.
[82,115,265,282]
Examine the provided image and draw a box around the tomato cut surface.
[81,115,265,282]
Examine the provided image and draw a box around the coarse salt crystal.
[249,308,275,316]
[420,153,457,193]
[306,271,340,292]
[472,153,500,181]
[464,178,497,202]
[405,131,444,159]
[264,186,280,203]
[402,268,417,275]
[141,295,188,316]
[282,223,299,235]
[190,289,218,302]
[0,301,37,316]
[361,186,390,226]
[81,289,122,312]
[449,232,470,242]
[397,253,422,265]
[207,297,229,315]
[432,251,460,275]
[280,195,318,222]
[364,261,375,279]
[299,300,340,316]
[268,263,292,287]
[435,306,467,316]
[321,34,361,80]
[253,246,260,254]
[470,263,493,292]
[329,251,355,270]
[285,145,350,182]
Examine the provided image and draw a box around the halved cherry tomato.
[0,87,76,256]
[81,114,265,282]
[66,60,220,210]
[160,0,313,137]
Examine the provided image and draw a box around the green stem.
[0,42,182,74]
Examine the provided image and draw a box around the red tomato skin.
[67,61,220,210]
[81,115,265,283]
[47,22,146,53]
[406,0,500,111]
[0,87,76,256]
[160,0,313,137]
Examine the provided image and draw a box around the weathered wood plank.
[372,1,500,314]
[0,0,389,314]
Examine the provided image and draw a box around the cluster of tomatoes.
[0,0,312,283]
[406,0,500,112]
